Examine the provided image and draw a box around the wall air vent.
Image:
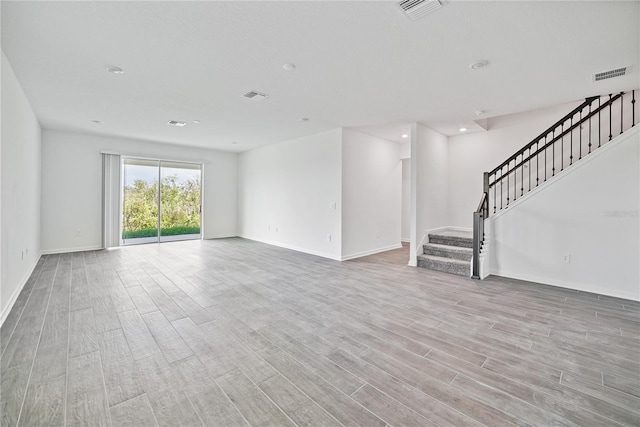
[593,66,628,82]
[167,120,187,127]
[398,0,442,21]
[243,90,269,100]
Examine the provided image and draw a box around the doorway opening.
[122,158,202,245]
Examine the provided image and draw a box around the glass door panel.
[159,161,202,242]
[122,158,160,245]
[122,158,202,246]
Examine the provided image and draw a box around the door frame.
[121,156,204,246]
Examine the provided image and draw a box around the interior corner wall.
[447,101,581,228]
[488,127,639,301]
[238,129,342,260]
[341,129,401,259]
[1,52,42,323]
[415,124,449,244]
[40,130,238,254]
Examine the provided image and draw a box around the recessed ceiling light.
[106,65,124,74]
[475,110,485,117]
[92,120,103,124]
[401,134,409,138]
[459,127,468,132]
[282,63,296,71]
[167,120,187,127]
[469,60,488,70]
[192,120,201,124]
[300,117,310,122]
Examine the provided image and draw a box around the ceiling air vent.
[167,120,187,127]
[593,66,628,82]
[243,90,269,101]
[398,0,442,21]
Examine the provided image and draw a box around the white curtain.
[102,153,121,248]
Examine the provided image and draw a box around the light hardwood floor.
[1,238,639,426]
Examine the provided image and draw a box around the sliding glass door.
[122,158,202,245]
[159,161,202,242]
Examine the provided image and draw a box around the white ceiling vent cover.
[243,91,269,101]
[593,66,628,82]
[398,0,442,21]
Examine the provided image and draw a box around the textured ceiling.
[2,1,638,151]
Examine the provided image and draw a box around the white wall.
[415,124,449,246]
[238,129,342,260]
[401,158,410,242]
[447,101,581,228]
[1,52,42,323]
[341,129,401,259]
[399,140,410,159]
[41,130,238,253]
[488,127,640,301]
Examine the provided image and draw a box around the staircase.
[417,230,472,277]
[471,89,638,279]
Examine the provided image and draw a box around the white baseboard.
[341,243,403,261]
[0,253,42,327]
[204,233,239,239]
[41,245,103,255]
[240,236,342,261]
[490,269,640,302]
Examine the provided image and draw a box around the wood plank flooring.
[1,237,639,426]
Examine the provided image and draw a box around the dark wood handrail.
[475,192,487,213]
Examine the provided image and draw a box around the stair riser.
[417,258,470,277]
[428,235,473,248]
[423,246,472,261]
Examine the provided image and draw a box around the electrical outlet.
[21,250,24,260]
[327,234,332,242]
[275,227,278,232]
[562,253,571,264]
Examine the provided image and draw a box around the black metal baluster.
[528,148,531,193]
[598,97,602,147]
[632,90,636,127]
[552,130,555,177]
[513,158,516,202]
[570,117,573,165]
[561,122,564,171]
[609,94,613,141]
[536,140,540,187]
[620,92,624,135]
[588,102,592,154]
[500,167,503,210]
[544,135,547,182]
[579,109,583,160]
[521,153,524,196]
[513,158,515,201]
[493,174,497,214]
[506,161,510,206]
